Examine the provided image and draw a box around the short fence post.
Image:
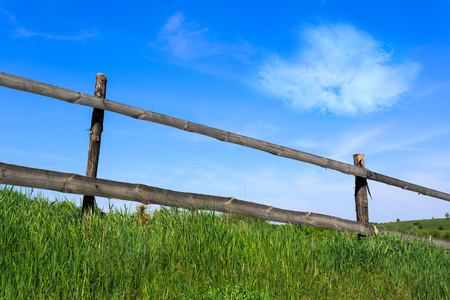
[353,153,369,224]
[82,73,107,215]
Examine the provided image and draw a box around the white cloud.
[257,23,421,115]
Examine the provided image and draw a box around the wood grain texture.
[1,72,450,203]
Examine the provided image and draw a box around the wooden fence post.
[82,73,107,215]
[353,153,369,224]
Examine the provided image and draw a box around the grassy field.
[1,186,449,299]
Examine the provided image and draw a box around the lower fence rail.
[1,161,449,250]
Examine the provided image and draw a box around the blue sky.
[1,0,449,222]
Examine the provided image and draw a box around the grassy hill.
[1,186,449,299]
[376,218,450,240]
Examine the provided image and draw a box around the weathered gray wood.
[82,73,107,214]
[86,73,107,178]
[354,154,369,224]
[1,161,449,250]
[1,72,450,203]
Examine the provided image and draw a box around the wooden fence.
[1,71,449,250]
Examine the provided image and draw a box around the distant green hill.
[375,218,450,240]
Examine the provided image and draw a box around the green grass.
[1,186,449,299]
[376,218,450,240]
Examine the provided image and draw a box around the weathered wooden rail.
[1,71,449,250]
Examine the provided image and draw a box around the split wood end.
[225,197,235,205]
[264,206,274,214]
[373,225,378,235]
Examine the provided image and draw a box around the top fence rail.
[1,71,449,203]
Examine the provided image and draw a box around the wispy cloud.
[156,12,220,62]
[0,8,17,26]
[257,23,421,115]
[327,127,386,160]
[0,8,98,41]
[292,124,450,162]
[13,27,99,41]
[153,12,255,73]
[0,147,81,163]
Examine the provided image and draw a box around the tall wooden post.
[82,73,107,215]
[353,153,369,224]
